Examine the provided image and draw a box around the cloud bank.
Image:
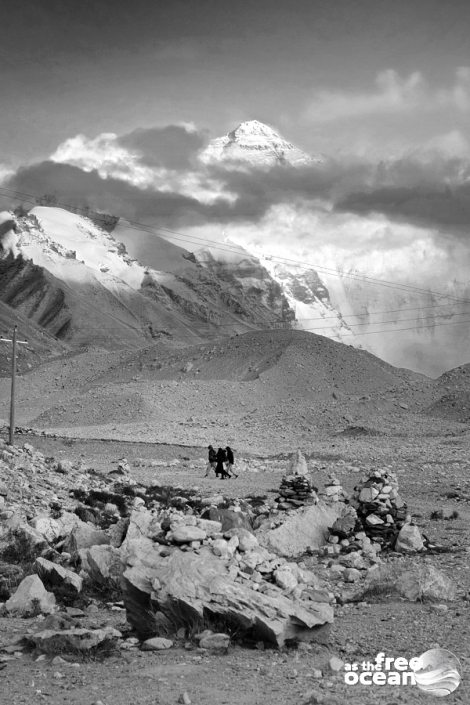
[2,73,470,288]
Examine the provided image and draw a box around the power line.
[301,314,470,339]
[1,185,470,306]
[214,300,470,327]
[292,308,470,333]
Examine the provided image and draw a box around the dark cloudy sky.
[2,0,470,167]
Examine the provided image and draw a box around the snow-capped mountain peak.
[201,120,319,167]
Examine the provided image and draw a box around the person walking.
[205,445,217,477]
[216,446,229,479]
[225,446,238,478]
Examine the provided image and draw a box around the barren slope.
[25,330,446,452]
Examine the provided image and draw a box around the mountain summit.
[202,120,317,166]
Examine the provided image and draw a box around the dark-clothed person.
[225,446,238,478]
[216,447,229,479]
[205,445,217,477]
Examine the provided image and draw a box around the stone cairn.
[274,449,318,511]
[275,475,318,511]
[318,475,348,504]
[327,468,408,553]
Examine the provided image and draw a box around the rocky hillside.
[0,297,67,377]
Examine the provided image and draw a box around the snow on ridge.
[24,207,147,289]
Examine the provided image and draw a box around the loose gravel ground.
[0,431,469,704]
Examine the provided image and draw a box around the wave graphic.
[413,649,461,697]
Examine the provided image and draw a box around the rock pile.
[318,475,348,504]
[0,438,335,651]
[327,468,410,551]
[121,508,334,647]
[352,468,408,549]
[275,475,318,510]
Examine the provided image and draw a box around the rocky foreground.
[0,437,469,704]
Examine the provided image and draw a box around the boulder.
[29,627,121,653]
[121,539,333,648]
[199,633,230,650]
[274,567,298,592]
[395,524,424,553]
[12,524,49,554]
[141,637,173,651]
[55,511,82,538]
[171,526,207,544]
[87,545,122,583]
[397,565,456,602]
[195,519,222,536]
[29,517,60,543]
[223,528,258,552]
[34,557,83,593]
[343,568,361,583]
[206,507,252,533]
[200,495,224,507]
[211,539,235,560]
[108,517,129,548]
[63,521,110,554]
[329,514,357,539]
[118,510,161,554]
[257,502,341,558]
[364,563,456,602]
[6,575,56,615]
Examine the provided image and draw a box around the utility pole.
[0,326,28,446]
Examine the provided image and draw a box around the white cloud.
[50,133,156,186]
[50,131,229,205]
[305,68,470,124]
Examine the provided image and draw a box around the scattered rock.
[29,627,121,653]
[5,575,56,616]
[199,633,230,650]
[141,637,174,651]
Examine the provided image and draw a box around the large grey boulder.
[364,563,456,602]
[87,545,122,583]
[206,507,252,533]
[34,557,83,593]
[6,575,56,615]
[119,509,161,553]
[170,525,207,543]
[256,502,341,558]
[29,517,60,543]
[0,523,48,557]
[55,511,82,538]
[63,520,110,554]
[395,524,424,553]
[121,539,333,647]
